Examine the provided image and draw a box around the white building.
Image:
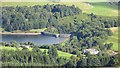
[20,45,31,49]
[83,48,100,55]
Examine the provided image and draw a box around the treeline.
[2,4,118,32]
[1,46,68,66]
[54,13,118,34]
[1,50,119,67]
[0,42,119,67]
[40,41,113,58]
[2,4,81,31]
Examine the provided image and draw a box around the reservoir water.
[1,34,67,45]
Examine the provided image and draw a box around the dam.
[41,32,71,38]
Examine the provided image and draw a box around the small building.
[83,48,100,55]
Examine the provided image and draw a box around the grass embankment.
[106,27,119,51]
[28,28,47,33]
[1,1,118,16]
[0,28,47,35]
[0,46,75,59]
[0,28,46,33]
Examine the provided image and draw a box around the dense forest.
[2,4,118,32]
[2,4,81,31]
[1,4,119,67]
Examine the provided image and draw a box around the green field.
[1,2,118,16]
[106,27,119,51]
[0,28,47,33]
[0,46,75,59]
[40,49,76,59]
[28,28,47,33]
[88,2,118,16]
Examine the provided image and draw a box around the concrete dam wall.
[41,32,71,38]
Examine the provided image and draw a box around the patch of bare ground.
[112,10,120,14]
[109,27,118,32]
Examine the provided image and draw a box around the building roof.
[83,48,100,55]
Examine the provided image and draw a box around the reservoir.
[0,34,67,45]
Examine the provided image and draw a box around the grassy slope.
[59,13,91,24]
[0,46,75,59]
[106,27,119,51]
[28,28,47,33]
[88,2,118,16]
[1,2,118,16]
[0,28,47,33]
[40,49,75,59]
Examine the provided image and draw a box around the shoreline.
[0,32,71,38]
[0,32,41,35]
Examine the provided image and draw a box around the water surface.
[1,35,67,45]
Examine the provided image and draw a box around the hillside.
[1,2,118,16]
[106,27,119,51]
[0,1,119,66]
